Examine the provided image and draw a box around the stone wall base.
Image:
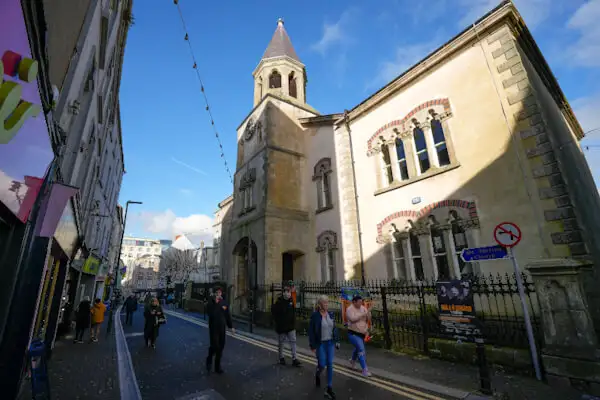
[543,353,600,395]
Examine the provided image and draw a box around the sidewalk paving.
[176,308,588,400]
[18,317,120,400]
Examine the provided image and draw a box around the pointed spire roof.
[261,18,301,63]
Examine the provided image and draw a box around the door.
[282,253,294,282]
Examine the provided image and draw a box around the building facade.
[121,236,163,291]
[216,2,600,315]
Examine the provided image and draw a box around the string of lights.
[173,0,233,184]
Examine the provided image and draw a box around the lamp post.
[106,200,142,335]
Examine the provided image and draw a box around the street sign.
[494,222,522,248]
[461,245,508,262]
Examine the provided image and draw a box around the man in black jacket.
[271,284,301,366]
[206,287,234,374]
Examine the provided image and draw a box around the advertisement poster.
[0,0,53,222]
[436,279,481,340]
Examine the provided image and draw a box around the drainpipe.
[343,110,366,285]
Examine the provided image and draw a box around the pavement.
[18,317,119,400]
[21,306,594,400]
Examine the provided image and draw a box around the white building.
[121,237,163,290]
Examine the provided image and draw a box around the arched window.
[313,158,333,211]
[409,227,424,280]
[395,137,409,181]
[429,217,450,280]
[450,210,468,274]
[391,230,406,280]
[317,231,338,281]
[431,116,450,166]
[269,70,281,88]
[381,143,393,185]
[257,77,263,99]
[413,125,430,174]
[288,72,297,98]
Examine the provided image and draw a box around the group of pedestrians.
[73,297,107,343]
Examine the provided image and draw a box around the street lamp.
[106,200,142,335]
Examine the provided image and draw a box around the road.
[121,308,444,400]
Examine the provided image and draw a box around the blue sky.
[118,0,600,243]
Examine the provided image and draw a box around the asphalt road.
[121,308,439,400]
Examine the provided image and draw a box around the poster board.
[436,279,481,341]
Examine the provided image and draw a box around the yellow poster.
[82,256,100,275]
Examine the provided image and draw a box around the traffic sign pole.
[508,246,542,381]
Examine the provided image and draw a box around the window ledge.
[315,205,334,214]
[374,163,461,196]
[238,205,256,217]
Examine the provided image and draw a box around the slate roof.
[261,18,300,63]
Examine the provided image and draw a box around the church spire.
[261,18,300,63]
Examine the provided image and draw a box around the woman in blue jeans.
[309,295,340,399]
[345,295,372,376]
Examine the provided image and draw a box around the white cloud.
[367,33,445,90]
[137,209,213,245]
[565,0,600,67]
[310,9,357,55]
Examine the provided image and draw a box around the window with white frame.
[430,220,451,280]
[394,137,409,181]
[316,231,337,282]
[409,229,424,280]
[431,115,450,167]
[413,123,430,174]
[391,235,406,280]
[381,143,394,185]
[313,158,333,211]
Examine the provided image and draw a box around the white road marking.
[163,310,445,400]
[115,305,143,400]
[124,332,144,338]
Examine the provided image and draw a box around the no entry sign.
[494,222,522,248]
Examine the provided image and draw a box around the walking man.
[124,295,138,326]
[272,284,301,366]
[206,286,234,374]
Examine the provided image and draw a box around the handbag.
[157,315,167,325]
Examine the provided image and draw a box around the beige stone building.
[216,2,600,311]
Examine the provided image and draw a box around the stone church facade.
[215,2,600,309]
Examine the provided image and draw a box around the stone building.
[216,2,600,313]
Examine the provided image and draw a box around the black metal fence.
[251,273,542,354]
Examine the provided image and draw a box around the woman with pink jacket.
[345,295,372,377]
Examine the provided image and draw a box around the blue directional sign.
[461,245,508,262]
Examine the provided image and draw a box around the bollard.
[29,339,51,399]
[475,337,493,395]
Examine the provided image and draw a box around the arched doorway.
[232,237,257,312]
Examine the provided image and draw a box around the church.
[213,0,600,309]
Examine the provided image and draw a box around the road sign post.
[493,222,542,381]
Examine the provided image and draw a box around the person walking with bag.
[346,295,372,377]
[271,284,301,367]
[144,297,165,349]
[309,295,340,399]
[206,286,235,374]
[73,296,91,344]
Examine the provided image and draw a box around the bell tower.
[253,18,307,107]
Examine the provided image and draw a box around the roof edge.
[236,93,319,131]
[299,113,344,126]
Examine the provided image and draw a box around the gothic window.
[409,228,424,280]
[430,217,450,280]
[395,137,409,181]
[316,231,337,281]
[391,232,406,280]
[289,72,297,98]
[269,70,282,88]
[243,185,254,209]
[450,210,468,273]
[239,168,256,214]
[313,158,333,211]
[413,124,430,174]
[431,113,450,167]
[381,143,393,185]
[257,77,263,99]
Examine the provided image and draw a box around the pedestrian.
[73,296,91,344]
[144,297,165,349]
[167,292,175,310]
[309,295,340,399]
[124,294,138,326]
[346,295,372,377]
[271,284,301,367]
[206,286,235,374]
[90,298,106,342]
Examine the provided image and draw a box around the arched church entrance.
[232,237,257,313]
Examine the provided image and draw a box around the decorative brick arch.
[366,98,451,152]
[375,199,478,238]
